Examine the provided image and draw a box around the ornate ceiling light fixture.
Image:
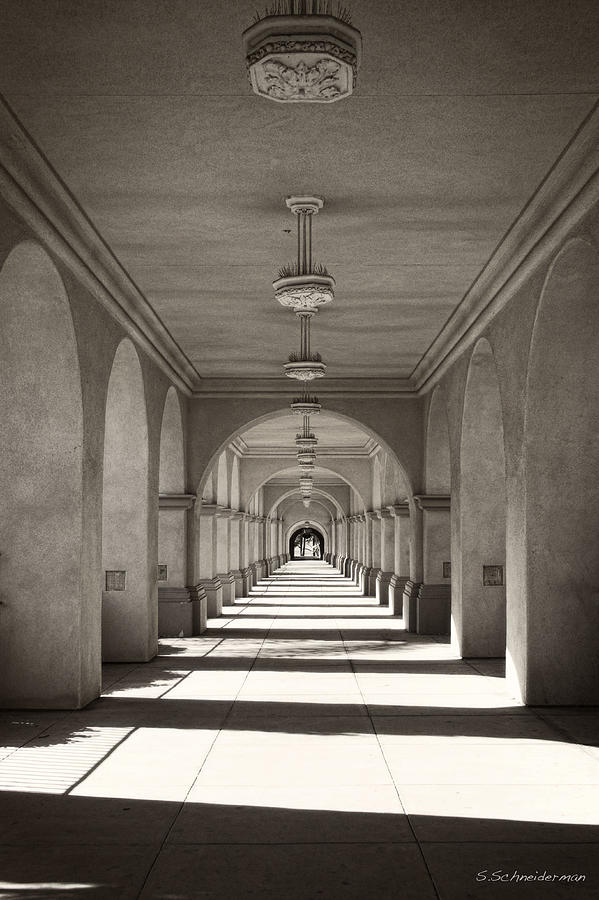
[276,196,332,382]
[243,2,362,104]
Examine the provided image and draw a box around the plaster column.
[158,493,205,636]
[229,512,244,598]
[388,504,410,616]
[256,515,268,579]
[361,512,375,595]
[355,515,366,586]
[269,518,278,568]
[375,508,394,605]
[401,499,424,632]
[414,495,451,635]
[248,515,259,586]
[240,514,252,594]
[347,517,355,577]
[215,507,235,605]
[195,504,223,618]
[277,518,284,566]
[368,510,382,596]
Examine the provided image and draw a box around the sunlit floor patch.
[2,560,599,897]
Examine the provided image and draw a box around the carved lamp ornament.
[243,2,361,104]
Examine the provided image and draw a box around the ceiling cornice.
[237,446,374,459]
[0,94,201,396]
[411,100,599,394]
[192,377,417,398]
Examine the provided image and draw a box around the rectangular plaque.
[105,570,126,591]
[442,561,451,579]
[483,565,504,586]
[157,564,168,582]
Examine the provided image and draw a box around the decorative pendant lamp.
[276,196,333,382]
[243,2,362,104]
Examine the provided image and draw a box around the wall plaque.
[105,570,126,591]
[483,565,504,586]
[158,564,168,582]
[442,561,451,579]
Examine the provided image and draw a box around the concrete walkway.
[0,561,598,898]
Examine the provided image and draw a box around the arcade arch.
[455,338,507,658]
[0,242,90,707]
[102,339,154,662]
[518,238,599,704]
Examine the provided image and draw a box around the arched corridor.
[1,2,599,895]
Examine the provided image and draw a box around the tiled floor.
[0,561,598,898]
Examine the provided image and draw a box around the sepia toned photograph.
[0,1,598,897]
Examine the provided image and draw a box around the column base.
[375,571,393,605]
[197,577,223,617]
[241,566,252,594]
[416,583,451,635]
[230,569,244,598]
[402,580,421,632]
[159,586,194,637]
[366,568,377,595]
[354,561,363,587]
[216,572,236,605]
[388,575,409,616]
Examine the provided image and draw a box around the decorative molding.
[243,16,361,103]
[0,94,200,395]
[192,377,416,397]
[411,101,599,394]
[414,494,451,511]
[387,503,410,518]
[158,493,196,510]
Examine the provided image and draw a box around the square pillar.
[158,493,202,636]
[388,504,411,616]
[413,495,451,635]
[375,508,394,605]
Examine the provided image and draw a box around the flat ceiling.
[1,0,598,379]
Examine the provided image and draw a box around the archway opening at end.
[290,526,325,560]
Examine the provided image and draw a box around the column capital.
[215,505,234,518]
[365,510,379,521]
[413,494,451,510]
[198,502,219,517]
[229,510,244,521]
[388,503,410,518]
[375,508,392,519]
[159,493,196,510]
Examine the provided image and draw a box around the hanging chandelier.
[274,194,334,508]
[243,2,362,104]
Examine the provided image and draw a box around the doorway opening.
[290,527,325,560]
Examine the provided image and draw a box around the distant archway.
[102,339,154,662]
[290,526,325,560]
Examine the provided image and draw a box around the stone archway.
[102,339,154,662]
[519,239,599,705]
[455,338,507,658]
[0,242,92,708]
